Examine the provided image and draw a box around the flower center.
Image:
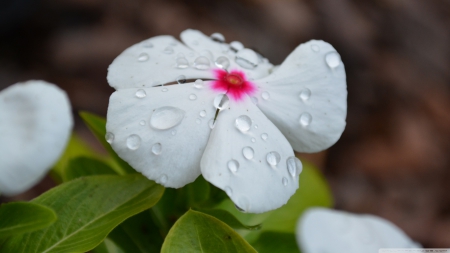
[226,74,244,87]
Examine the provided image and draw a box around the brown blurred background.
[1,0,450,247]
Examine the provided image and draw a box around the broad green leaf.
[108,210,163,253]
[79,111,135,174]
[161,210,257,253]
[251,232,300,253]
[63,156,117,182]
[1,175,164,253]
[0,202,56,238]
[196,209,261,231]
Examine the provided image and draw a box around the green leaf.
[196,209,261,231]
[2,175,164,253]
[0,202,56,238]
[63,156,117,182]
[252,232,300,253]
[161,210,257,253]
[79,111,135,174]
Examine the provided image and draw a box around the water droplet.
[235,204,245,212]
[225,186,233,196]
[135,89,146,98]
[282,177,288,186]
[163,46,174,54]
[235,48,259,69]
[213,94,230,110]
[196,118,202,124]
[177,75,186,84]
[159,174,168,184]
[189,94,197,100]
[126,134,141,150]
[139,120,146,126]
[161,88,168,92]
[199,110,206,117]
[194,79,203,89]
[200,50,214,61]
[242,147,254,160]
[254,124,258,129]
[150,106,185,130]
[299,112,312,126]
[237,197,249,213]
[325,52,341,69]
[142,41,153,48]
[137,53,149,62]
[287,156,302,177]
[261,91,270,100]
[311,44,320,52]
[171,130,177,136]
[235,115,252,132]
[208,119,216,129]
[251,96,258,105]
[152,143,162,155]
[192,40,199,45]
[261,133,268,140]
[251,138,256,143]
[299,88,311,100]
[230,41,244,51]
[266,151,281,166]
[105,132,114,144]
[170,41,177,46]
[194,56,210,70]
[227,159,239,173]
[176,57,189,69]
[215,56,230,69]
[210,33,225,42]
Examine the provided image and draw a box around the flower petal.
[180,29,273,80]
[0,81,73,196]
[200,97,301,213]
[106,83,218,187]
[255,40,347,153]
[296,208,421,253]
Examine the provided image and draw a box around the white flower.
[105,29,347,213]
[296,208,421,253]
[0,80,73,196]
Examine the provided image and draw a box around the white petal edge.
[296,208,421,253]
[0,80,73,196]
[106,82,218,188]
[200,96,302,213]
[255,40,347,153]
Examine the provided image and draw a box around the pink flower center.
[211,69,257,101]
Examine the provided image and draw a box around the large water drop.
[150,106,185,130]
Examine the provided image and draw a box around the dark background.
[1,0,450,247]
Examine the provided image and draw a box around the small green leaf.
[161,210,257,253]
[196,209,261,231]
[79,111,135,174]
[252,232,300,253]
[0,202,56,238]
[63,156,117,182]
[2,174,164,253]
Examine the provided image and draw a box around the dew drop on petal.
[194,56,210,70]
[261,91,270,100]
[176,57,189,69]
[170,41,177,46]
[211,32,225,42]
[142,41,153,48]
[199,110,206,117]
[282,177,288,186]
[299,112,312,126]
[225,186,233,196]
[230,41,244,51]
[161,88,168,92]
[139,120,146,126]
[194,79,203,89]
[137,53,149,62]
[242,146,254,160]
[325,52,341,69]
[299,88,311,101]
[287,156,302,177]
[213,94,230,110]
[227,159,239,173]
[171,130,177,136]
[151,143,162,155]
[235,204,245,212]
[200,50,214,61]
[236,197,249,213]
[235,48,258,69]
[105,132,114,144]
[163,46,174,54]
[126,134,141,150]
[311,44,320,52]
[176,75,186,84]
[150,106,185,130]
[266,151,281,166]
[235,115,252,132]
[196,118,202,124]
[261,133,268,140]
[189,94,197,100]
[250,96,258,105]
[208,119,216,129]
[251,138,256,143]
[254,124,258,129]
[135,89,146,98]
[159,174,168,184]
[215,56,230,69]
[192,40,199,45]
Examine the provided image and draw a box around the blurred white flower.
[106,29,347,213]
[296,208,421,253]
[0,80,73,196]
